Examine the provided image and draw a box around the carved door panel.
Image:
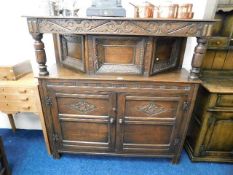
[200,112,233,158]
[151,37,184,75]
[49,91,116,153]
[88,35,147,75]
[116,93,187,155]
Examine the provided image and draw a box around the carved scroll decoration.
[47,82,192,91]
[31,18,212,37]
[68,100,96,114]
[137,102,167,116]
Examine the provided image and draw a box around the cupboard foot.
[52,152,61,159]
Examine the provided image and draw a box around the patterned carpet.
[0,129,232,175]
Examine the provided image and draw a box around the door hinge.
[52,133,59,142]
[174,138,180,146]
[208,116,216,126]
[45,96,52,106]
[183,101,190,112]
[200,144,206,156]
[52,133,62,148]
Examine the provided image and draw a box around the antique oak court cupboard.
[25,16,214,163]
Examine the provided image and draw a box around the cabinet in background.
[185,83,233,162]
[185,2,233,163]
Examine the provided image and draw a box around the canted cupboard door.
[59,35,85,72]
[116,93,187,155]
[151,37,183,75]
[49,91,116,153]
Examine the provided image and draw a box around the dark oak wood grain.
[26,17,214,37]
[185,8,233,163]
[185,82,233,163]
[24,16,214,163]
[31,33,49,76]
[37,65,199,163]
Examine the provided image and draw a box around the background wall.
[0,0,218,130]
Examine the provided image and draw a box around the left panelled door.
[49,90,116,154]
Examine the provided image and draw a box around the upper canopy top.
[25,16,216,37]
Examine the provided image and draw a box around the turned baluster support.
[189,37,207,80]
[31,33,49,76]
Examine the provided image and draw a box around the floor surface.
[0,129,232,175]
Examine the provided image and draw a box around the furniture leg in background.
[4,111,51,155]
[0,73,51,155]
[6,114,16,133]
[0,137,11,175]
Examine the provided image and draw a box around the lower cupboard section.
[39,79,198,163]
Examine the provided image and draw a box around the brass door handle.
[22,106,30,110]
[3,75,7,79]
[118,119,123,124]
[19,89,27,94]
[109,117,115,124]
[112,107,117,112]
[20,98,29,101]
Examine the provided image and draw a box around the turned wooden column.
[190,37,207,80]
[31,33,49,76]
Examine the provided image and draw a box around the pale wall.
[0,0,218,130]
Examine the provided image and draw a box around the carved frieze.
[47,81,191,91]
[97,64,142,74]
[27,17,213,37]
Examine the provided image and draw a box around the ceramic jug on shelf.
[129,2,154,18]
[157,3,179,19]
[177,3,193,19]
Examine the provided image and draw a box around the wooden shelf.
[35,64,201,84]
[202,79,233,93]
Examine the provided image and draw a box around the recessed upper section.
[25,16,216,79]
[26,16,215,37]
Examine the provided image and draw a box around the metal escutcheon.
[118,119,123,124]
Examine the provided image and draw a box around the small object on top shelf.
[86,0,126,17]
[60,0,79,16]
[0,60,32,81]
[157,3,179,19]
[129,2,154,18]
[130,2,194,19]
[48,0,79,16]
[177,3,193,19]
[49,0,60,16]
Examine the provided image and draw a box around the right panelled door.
[200,112,233,158]
[116,92,187,156]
